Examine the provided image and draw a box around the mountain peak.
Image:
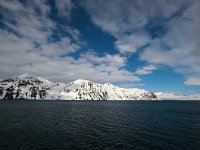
[103,83,114,86]
[0,74,199,100]
[73,79,92,84]
[17,73,35,79]
[0,74,158,100]
[15,73,52,84]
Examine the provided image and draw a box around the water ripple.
[0,100,200,150]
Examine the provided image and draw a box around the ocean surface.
[0,100,200,150]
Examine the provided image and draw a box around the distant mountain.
[0,73,157,100]
[155,92,200,100]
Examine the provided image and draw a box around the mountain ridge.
[0,73,157,100]
[0,74,199,100]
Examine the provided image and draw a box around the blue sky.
[0,0,200,94]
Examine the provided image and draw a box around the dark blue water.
[0,100,200,150]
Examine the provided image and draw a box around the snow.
[1,73,199,100]
[155,92,200,100]
[0,74,157,100]
[73,79,91,84]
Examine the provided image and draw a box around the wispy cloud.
[1,0,199,88]
[83,0,191,53]
[140,0,200,85]
[0,0,140,85]
[83,0,200,86]
[135,65,157,75]
[55,0,74,18]
[114,33,150,54]
[184,77,200,86]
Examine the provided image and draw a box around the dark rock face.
[18,80,32,87]
[149,92,157,98]
[0,87,3,96]
[30,87,38,100]
[3,86,14,99]
[141,92,157,99]
[2,78,14,83]
[15,89,21,99]
[39,89,47,99]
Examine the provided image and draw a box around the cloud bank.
[83,0,200,86]
[0,0,200,88]
[0,0,139,84]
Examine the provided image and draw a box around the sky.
[0,0,200,94]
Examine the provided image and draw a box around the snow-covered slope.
[155,92,200,100]
[0,73,157,100]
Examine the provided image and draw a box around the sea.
[0,100,200,150]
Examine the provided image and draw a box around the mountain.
[0,73,157,100]
[155,92,200,100]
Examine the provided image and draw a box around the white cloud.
[118,83,145,88]
[0,0,80,59]
[83,0,191,54]
[135,65,157,75]
[114,33,150,54]
[2,0,199,88]
[139,0,200,76]
[65,27,80,42]
[79,51,126,68]
[140,46,200,75]
[0,0,54,45]
[82,0,200,86]
[40,37,80,57]
[0,32,140,83]
[184,77,200,86]
[55,0,74,18]
[0,0,140,85]
[0,0,23,11]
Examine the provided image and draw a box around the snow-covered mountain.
[155,92,200,100]
[0,73,157,100]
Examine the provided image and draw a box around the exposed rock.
[0,74,158,100]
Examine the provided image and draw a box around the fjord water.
[0,100,200,150]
